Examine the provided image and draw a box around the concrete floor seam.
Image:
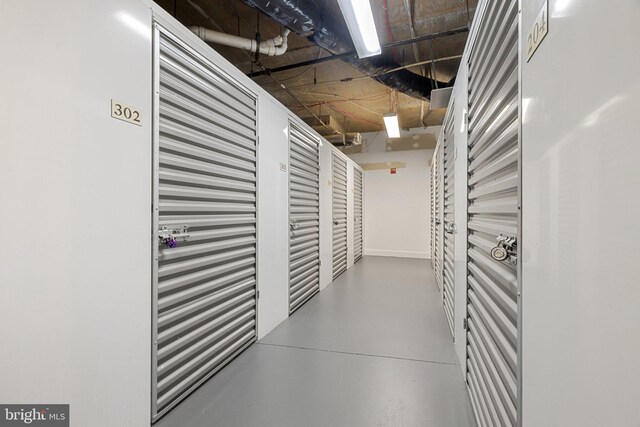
[257,341,461,367]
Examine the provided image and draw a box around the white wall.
[348,129,439,259]
[521,0,640,425]
[256,97,290,339]
[0,1,153,425]
[319,141,334,290]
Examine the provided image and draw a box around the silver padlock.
[491,234,517,263]
[490,245,510,261]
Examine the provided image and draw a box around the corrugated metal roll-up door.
[152,26,258,420]
[332,152,348,279]
[353,167,363,263]
[430,153,436,271]
[465,1,520,426]
[433,145,443,293]
[288,122,320,313]
[442,104,456,338]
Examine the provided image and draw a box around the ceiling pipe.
[184,0,329,130]
[246,27,468,77]
[190,26,291,56]
[241,0,449,101]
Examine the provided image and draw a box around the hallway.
[157,256,475,427]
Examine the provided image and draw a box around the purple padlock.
[164,237,178,248]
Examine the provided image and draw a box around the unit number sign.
[527,0,548,62]
[111,99,142,126]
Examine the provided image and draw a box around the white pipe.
[191,26,290,56]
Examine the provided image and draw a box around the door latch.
[490,233,517,265]
[289,220,299,235]
[333,218,339,226]
[444,221,456,234]
[158,226,191,248]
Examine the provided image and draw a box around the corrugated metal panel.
[288,122,320,313]
[442,103,456,338]
[332,152,348,279]
[153,26,257,420]
[433,145,443,292]
[354,167,363,263]
[465,1,519,426]
[430,153,436,271]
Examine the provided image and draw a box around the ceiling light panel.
[336,0,382,58]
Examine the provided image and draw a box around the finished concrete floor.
[157,256,475,427]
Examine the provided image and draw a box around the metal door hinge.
[463,318,468,330]
[257,290,260,299]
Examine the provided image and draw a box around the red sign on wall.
[390,168,397,174]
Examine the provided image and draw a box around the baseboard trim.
[364,249,430,259]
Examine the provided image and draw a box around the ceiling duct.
[242,0,448,101]
[326,132,363,146]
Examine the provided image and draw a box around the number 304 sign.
[111,99,142,126]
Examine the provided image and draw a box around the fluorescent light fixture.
[336,0,381,58]
[383,113,400,138]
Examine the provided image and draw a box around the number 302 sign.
[527,0,548,62]
[111,99,142,126]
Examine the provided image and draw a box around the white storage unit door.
[353,167,363,263]
[288,122,320,313]
[332,152,348,279]
[152,26,258,420]
[465,1,519,426]
[442,105,456,338]
[433,145,443,292]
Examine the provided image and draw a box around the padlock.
[164,237,178,248]
[490,245,509,261]
[491,233,517,263]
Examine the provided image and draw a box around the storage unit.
[288,121,321,313]
[428,0,640,426]
[432,145,443,292]
[431,0,522,425]
[466,1,520,425]
[465,0,520,425]
[152,24,259,419]
[353,166,364,263]
[430,154,436,267]
[332,151,348,279]
[0,2,366,425]
[442,105,456,338]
